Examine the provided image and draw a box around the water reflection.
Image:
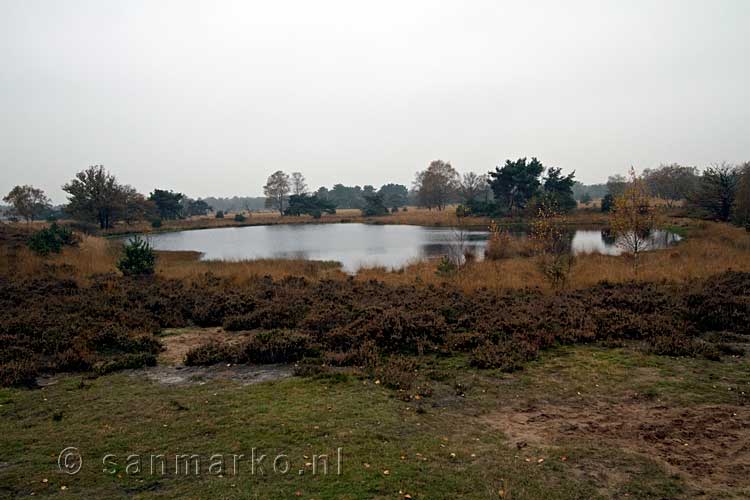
[141,223,681,272]
[571,229,681,256]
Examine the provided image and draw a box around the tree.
[361,192,389,216]
[62,165,128,229]
[378,183,409,208]
[322,184,366,209]
[580,192,592,205]
[284,194,336,218]
[488,157,545,214]
[149,189,185,220]
[122,186,157,224]
[413,160,459,210]
[291,172,308,196]
[642,164,699,206]
[606,174,627,197]
[530,199,574,290]
[186,199,212,217]
[540,167,576,213]
[691,164,739,221]
[117,236,156,276]
[458,172,490,204]
[734,162,750,228]
[610,168,656,274]
[3,185,51,223]
[601,194,614,212]
[263,171,291,215]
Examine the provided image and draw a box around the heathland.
[1,203,749,498]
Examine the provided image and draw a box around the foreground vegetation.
[1,343,747,498]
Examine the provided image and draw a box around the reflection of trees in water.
[601,228,616,246]
[600,228,678,252]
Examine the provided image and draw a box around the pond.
[140,223,681,272]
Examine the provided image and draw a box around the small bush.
[470,340,537,371]
[27,223,76,255]
[435,256,457,277]
[376,356,417,391]
[184,342,235,366]
[215,210,224,218]
[236,330,314,364]
[0,359,38,387]
[117,236,156,276]
[151,219,162,228]
[96,353,157,375]
[234,213,246,222]
[649,335,721,360]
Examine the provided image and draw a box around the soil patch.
[483,399,750,496]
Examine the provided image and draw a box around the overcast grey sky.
[1,0,748,203]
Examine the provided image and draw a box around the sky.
[1,0,748,204]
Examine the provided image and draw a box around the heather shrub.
[0,359,38,386]
[96,353,157,374]
[470,340,538,371]
[375,356,418,391]
[185,342,236,366]
[649,335,721,360]
[223,303,307,331]
[235,330,314,364]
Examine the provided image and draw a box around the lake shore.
[99,206,614,238]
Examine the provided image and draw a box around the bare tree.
[3,185,51,223]
[610,168,656,274]
[458,172,490,203]
[413,160,459,210]
[642,164,699,207]
[263,170,291,215]
[290,172,308,196]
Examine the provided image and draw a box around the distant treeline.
[3,158,749,229]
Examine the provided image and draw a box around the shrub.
[0,359,38,387]
[234,213,246,222]
[151,219,162,228]
[117,236,156,276]
[649,335,721,360]
[27,223,76,255]
[236,330,314,364]
[184,342,236,366]
[435,256,457,277]
[376,356,418,391]
[215,210,224,218]
[96,353,157,375]
[601,193,614,212]
[470,340,537,371]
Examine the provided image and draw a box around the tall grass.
[4,218,749,292]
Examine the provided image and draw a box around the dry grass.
[155,252,346,282]
[4,216,749,292]
[97,206,540,235]
[357,220,750,292]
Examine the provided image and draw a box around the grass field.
[2,342,747,499]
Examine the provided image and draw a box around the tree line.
[3,159,749,229]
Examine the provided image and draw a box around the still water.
[142,224,680,272]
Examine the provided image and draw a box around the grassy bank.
[1,344,747,498]
[5,217,750,291]
[98,206,614,237]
